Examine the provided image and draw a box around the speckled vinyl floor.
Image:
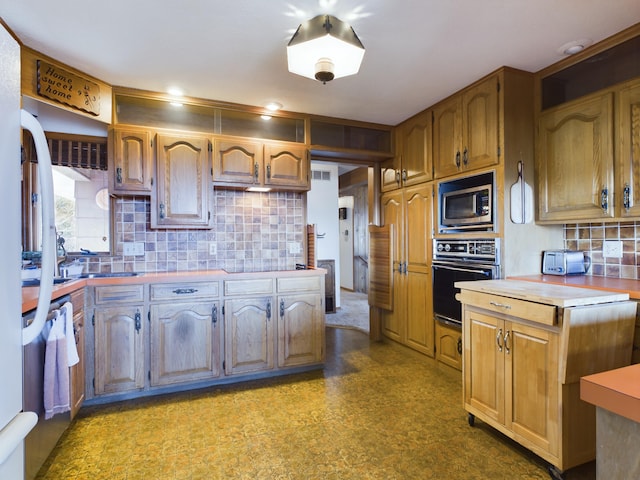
[36,328,595,479]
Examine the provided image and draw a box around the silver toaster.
[542,250,591,275]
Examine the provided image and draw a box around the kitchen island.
[22,269,326,404]
[456,279,637,477]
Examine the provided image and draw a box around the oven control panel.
[434,239,499,262]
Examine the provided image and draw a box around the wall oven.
[432,239,500,328]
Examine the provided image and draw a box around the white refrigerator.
[0,22,38,479]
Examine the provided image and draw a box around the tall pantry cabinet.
[380,183,434,356]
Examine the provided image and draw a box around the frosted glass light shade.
[287,15,365,82]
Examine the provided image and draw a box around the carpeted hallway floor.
[325,288,370,333]
[36,327,595,479]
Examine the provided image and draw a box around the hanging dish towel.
[62,302,79,367]
[43,312,70,419]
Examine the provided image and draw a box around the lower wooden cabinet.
[435,321,462,371]
[224,296,275,375]
[277,293,323,368]
[93,305,145,395]
[69,289,85,419]
[150,301,221,386]
[87,272,325,402]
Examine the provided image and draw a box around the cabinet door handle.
[280,299,285,318]
[395,169,401,185]
[462,147,469,166]
[455,151,461,168]
[496,328,503,352]
[159,203,165,219]
[266,164,271,180]
[116,167,123,184]
[504,330,510,355]
[489,301,511,310]
[457,337,462,355]
[172,288,198,295]
[266,301,271,320]
[401,169,407,182]
[212,304,218,325]
[254,162,259,182]
[134,310,141,333]
[601,187,609,213]
[624,184,631,211]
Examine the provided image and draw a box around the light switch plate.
[123,242,145,256]
[603,240,623,258]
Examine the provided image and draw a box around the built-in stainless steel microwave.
[441,183,492,229]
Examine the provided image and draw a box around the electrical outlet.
[123,242,145,256]
[288,242,301,254]
[603,240,623,258]
[209,242,217,256]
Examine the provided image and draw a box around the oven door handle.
[433,265,492,276]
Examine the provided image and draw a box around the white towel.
[43,312,70,419]
[62,302,79,367]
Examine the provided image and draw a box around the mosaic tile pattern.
[564,221,640,279]
[69,190,306,274]
[36,329,595,480]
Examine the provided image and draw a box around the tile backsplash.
[564,221,640,279]
[69,190,306,274]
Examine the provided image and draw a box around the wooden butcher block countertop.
[455,279,630,307]
[513,274,640,300]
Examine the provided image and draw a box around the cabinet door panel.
[401,111,433,186]
[435,322,462,370]
[224,297,274,375]
[150,302,220,386]
[462,77,499,171]
[153,134,211,228]
[433,96,462,178]
[405,270,434,357]
[213,139,262,185]
[619,81,640,217]
[109,128,152,194]
[94,306,145,394]
[405,184,432,274]
[537,93,614,221]
[507,322,558,455]
[264,144,309,189]
[277,294,323,367]
[464,309,504,423]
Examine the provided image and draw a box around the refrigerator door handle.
[20,110,55,346]
[0,412,37,466]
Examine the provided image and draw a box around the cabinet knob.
[401,169,407,182]
[212,304,218,325]
[116,167,122,184]
[280,299,285,318]
[395,169,401,185]
[455,151,461,168]
[462,148,469,166]
[254,162,259,182]
[134,310,141,333]
[159,203,165,219]
[266,164,271,180]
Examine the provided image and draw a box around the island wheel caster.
[547,465,564,480]
[468,413,475,427]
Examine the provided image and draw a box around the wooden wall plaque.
[37,60,101,116]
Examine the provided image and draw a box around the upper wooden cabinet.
[213,137,309,191]
[537,91,615,222]
[382,110,433,191]
[434,74,499,178]
[152,133,213,228]
[618,80,640,218]
[108,127,153,195]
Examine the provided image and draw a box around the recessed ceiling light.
[265,102,282,111]
[558,39,592,56]
[167,87,184,96]
[261,115,272,120]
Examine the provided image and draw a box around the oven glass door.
[432,263,495,326]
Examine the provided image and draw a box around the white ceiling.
[2,1,639,126]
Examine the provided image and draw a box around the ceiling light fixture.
[558,39,592,56]
[287,14,365,84]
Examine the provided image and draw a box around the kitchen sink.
[78,272,139,278]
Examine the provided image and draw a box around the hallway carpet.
[37,328,595,479]
[325,289,370,333]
